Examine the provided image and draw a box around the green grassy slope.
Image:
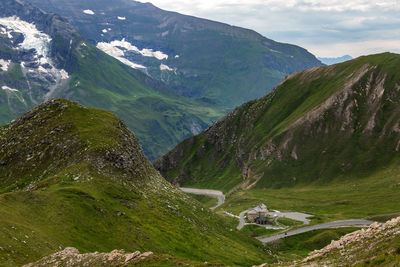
[156,53,400,189]
[155,53,400,222]
[61,42,227,160]
[0,99,270,266]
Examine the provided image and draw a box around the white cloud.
[147,0,400,57]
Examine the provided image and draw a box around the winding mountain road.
[180,188,225,210]
[179,188,373,244]
[257,219,373,243]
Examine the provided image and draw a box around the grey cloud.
[148,0,400,57]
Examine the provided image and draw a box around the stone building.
[247,204,269,224]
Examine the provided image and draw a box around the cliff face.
[155,53,400,191]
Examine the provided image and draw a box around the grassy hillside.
[156,53,400,188]
[155,53,400,221]
[0,99,271,266]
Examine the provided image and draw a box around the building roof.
[247,204,268,215]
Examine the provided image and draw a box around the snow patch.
[97,38,168,60]
[83,9,95,15]
[0,26,13,38]
[0,16,70,100]
[60,69,70,79]
[0,16,51,63]
[117,16,126,20]
[2,85,19,92]
[0,59,11,71]
[160,63,174,71]
[96,42,146,69]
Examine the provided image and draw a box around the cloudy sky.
[145,0,400,58]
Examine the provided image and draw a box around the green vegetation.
[189,194,218,209]
[366,212,400,223]
[221,163,400,222]
[241,225,280,238]
[0,100,272,266]
[277,218,303,227]
[267,228,358,260]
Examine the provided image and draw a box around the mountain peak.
[0,98,152,193]
[155,52,400,189]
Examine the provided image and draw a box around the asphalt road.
[257,219,373,243]
[237,209,250,230]
[180,187,225,210]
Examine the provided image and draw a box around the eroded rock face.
[23,247,154,266]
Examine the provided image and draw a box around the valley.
[0,0,399,266]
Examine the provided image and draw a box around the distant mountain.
[0,99,271,266]
[155,53,400,190]
[0,0,227,160]
[318,55,353,65]
[24,0,323,108]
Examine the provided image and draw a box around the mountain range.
[0,0,231,160]
[318,55,353,65]
[0,0,324,160]
[24,0,323,108]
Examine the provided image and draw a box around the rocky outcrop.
[300,216,400,266]
[23,247,153,266]
[0,99,153,192]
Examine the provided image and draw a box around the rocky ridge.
[300,216,400,266]
[23,247,154,267]
[155,53,400,190]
